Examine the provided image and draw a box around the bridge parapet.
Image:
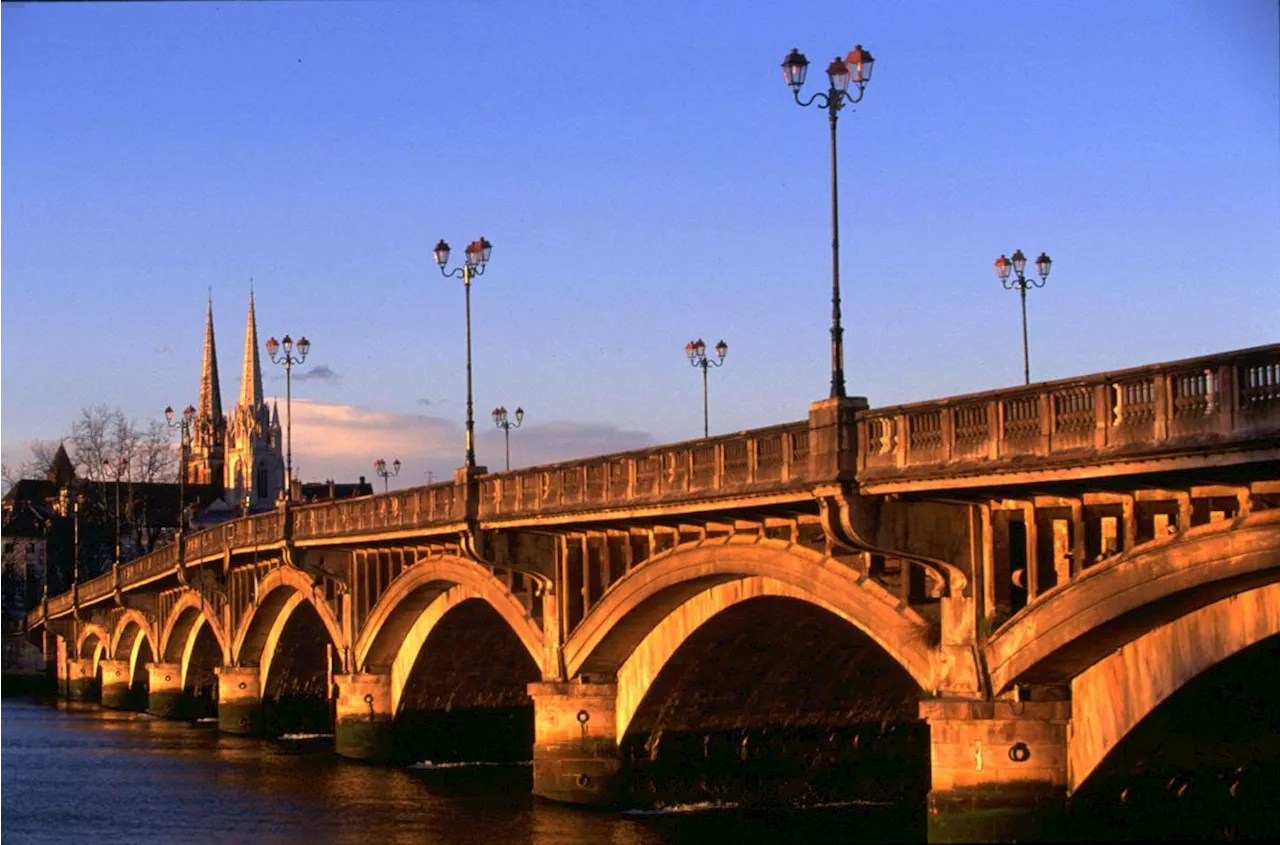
[293,482,458,540]
[856,344,1279,489]
[478,421,811,518]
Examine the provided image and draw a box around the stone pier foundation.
[99,659,131,709]
[920,698,1069,842]
[216,666,262,735]
[147,662,184,719]
[528,681,620,806]
[333,672,393,761]
[65,658,97,701]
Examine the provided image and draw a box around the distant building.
[189,293,287,508]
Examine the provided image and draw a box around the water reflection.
[3,701,913,845]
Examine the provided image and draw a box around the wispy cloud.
[284,400,656,488]
[293,365,340,384]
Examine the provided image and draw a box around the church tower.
[224,292,284,507]
[188,299,227,490]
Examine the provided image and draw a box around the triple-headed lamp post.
[782,44,874,400]
[492,406,524,471]
[374,458,401,493]
[994,249,1053,385]
[685,338,727,438]
[265,333,311,502]
[164,404,195,531]
[433,237,493,471]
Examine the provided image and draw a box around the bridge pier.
[99,659,132,709]
[528,681,620,806]
[216,666,262,735]
[147,662,184,719]
[333,672,393,761]
[920,698,1069,842]
[64,658,96,701]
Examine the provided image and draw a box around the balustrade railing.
[477,422,811,518]
[858,344,1280,477]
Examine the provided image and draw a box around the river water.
[1,700,922,844]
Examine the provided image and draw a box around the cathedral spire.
[198,298,223,422]
[239,291,264,408]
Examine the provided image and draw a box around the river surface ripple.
[1,700,919,844]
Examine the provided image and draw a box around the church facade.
[187,294,286,508]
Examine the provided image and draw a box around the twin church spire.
[188,292,284,507]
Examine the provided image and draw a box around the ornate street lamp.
[102,456,128,565]
[265,333,311,502]
[491,406,524,471]
[374,458,401,493]
[994,250,1053,384]
[685,338,728,438]
[164,404,196,532]
[782,44,874,400]
[434,236,493,470]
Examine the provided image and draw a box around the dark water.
[0,700,920,845]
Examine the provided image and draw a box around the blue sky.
[3,0,1278,488]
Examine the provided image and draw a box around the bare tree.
[67,406,179,558]
[1,440,60,493]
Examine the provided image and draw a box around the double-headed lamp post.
[994,249,1053,385]
[433,237,493,471]
[103,457,128,565]
[782,44,874,400]
[374,458,401,493]
[492,406,524,471]
[265,333,311,502]
[164,404,195,532]
[685,339,727,438]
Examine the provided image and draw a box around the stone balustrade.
[478,421,811,518]
[857,344,1279,483]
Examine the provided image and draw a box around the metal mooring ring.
[164,675,171,682]
[364,693,375,705]
[238,681,247,690]
[576,710,590,724]
[576,773,591,788]
[1008,742,1031,763]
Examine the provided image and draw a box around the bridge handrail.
[857,344,1280,475]
[477,421,811,517]
[292,482,459,540]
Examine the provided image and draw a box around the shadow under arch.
[564,537,936,691]
[985,509,1280,696]
[108,609,159,685]
[231,565,345,690]
[76,623,110,672]
[159,591,231,688]
[1070,580,1280,794]
[355,554,546,689]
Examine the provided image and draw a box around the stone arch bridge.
[27,344,1280,819]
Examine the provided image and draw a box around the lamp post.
[265,333,311,502]
[994,250,1053,384]
[685,339,727,438]
[491,406,524,471]
[71,492,84,586]
[103,457,128,565]
[374,458,401,493]
[164,404,195,532]
[782,44,874,400]
[433,237,493,470]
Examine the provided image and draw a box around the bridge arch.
[75,622,110,671]
[1070,581,1280,792]
[109,610,158,690]
[355,555,546,710]
[231,565,345,690]
[159,592,230,689]
[159,592,230,664]
[564,537,936,691]
[985,509,1280,695]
